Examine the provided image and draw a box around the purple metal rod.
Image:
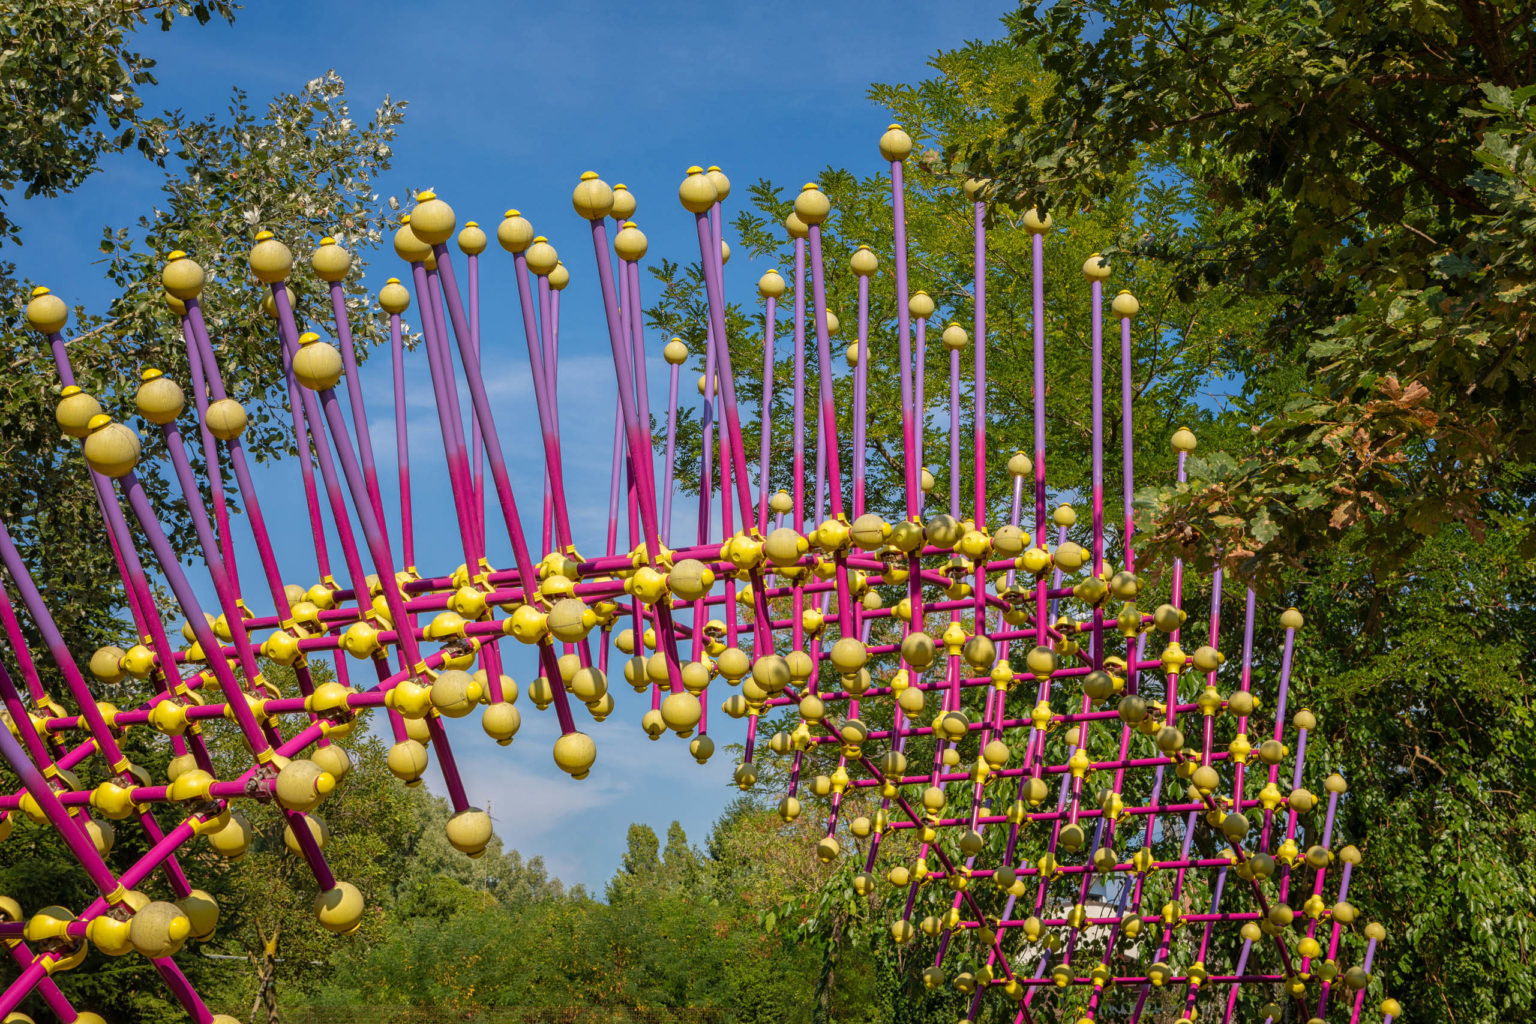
[390,307,415,569]
[328,280,388,530]
[852,263,869,518]
[972,194,987,530]
[890,154,919,518]
[424,244,580,730]
[507,244,577,551]
[791,233,808,529]
[756,288,778,534]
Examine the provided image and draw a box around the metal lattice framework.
[0,125,1401,1024]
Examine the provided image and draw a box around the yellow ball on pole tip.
[879,123,913,162]
[409,189,456,246]
[498,209,535,254]
[572,171,615,221]
[679,166,718,214]
[25,286,68,334]
[793,182,830,226]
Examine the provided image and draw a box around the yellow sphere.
[909,291,935,319]
[314,881,364,934]
[660,691,702,736]
[850,246,878,277]
[83,416,141,478]
[553,730,597,779]
[758,269,786,298]
[387,740,429,786]
[293,333,343,391]
[572,171,615,220]
[706,165,731,201]
[793,183,830,225]
[260,284,295,320]
[249,232,293,283]
[55,386,103,439]
[483,702,521,745]
[1082,252,1111,281]
[207,809,253,859]
[205,398,247,441]
[162,252,206,299]
[678,166,718,213]
[446,808,494,856]
[275,758,334,812]
[611,183,637,220]
[1280,607,1305,630]
[526,236,559,276]
[879,123,913,162]
[1112,290,1140,318]
[942,322,968,350]
[129,900,191,958]
[379,276,410,315]
[785,212,808,239]
[430,668,482,718]
[409,190,456,246]
[458,221,488,255]
[164,291,187,316]
[135,369,185,424]
[25,286,67,334]
[283,812,330,855]
[1171,426,1197,452]
[664,339,689,365]
[498,210,535,254]
[549,261,570,290]
[311,237,352,282]
[1023,208,1053,233]
[177,889,219,939]
[393,218,432,263]
[615,222,648,262]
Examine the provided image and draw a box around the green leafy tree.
[0,0,239,244]
[957,0,1536,578]
[1,70,405,659]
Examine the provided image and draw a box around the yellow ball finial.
[409,191,456,246]
[879,123,914,162]
[1112,290,1140,318]
[136,370,185,425]
[526,236,559,276]
[1023,208,1053,234]
[379,277,410,315]
[458,222,488,255]
[83,416,142,478]
[679,168,718,214]
[1082,252,1111,281]
[793,183,830,225]
[393,218,432,263]
[611,183,637,220]
[758,269,786,299]
[784,211,808,239]
[909,290,935,319]
[162,253,206,299]
[249,234,294,283]
[572,171,615,221]
[1171,426,1197,452]
[549,261,570,291]
[850,245,878,277]
[498,210,534,254]
[614,222,648,263]
[942,322,969,350]
[705,166,731,201]
[664,338,689,365]
[24,286,68,334]
[311,238,352,282]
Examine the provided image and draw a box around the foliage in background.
[0,0,238,244]
[0,70,404,658]
[957,0,1536,581]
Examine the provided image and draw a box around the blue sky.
[13,1,1015,891]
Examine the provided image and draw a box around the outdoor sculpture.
[0,124,1398,1023]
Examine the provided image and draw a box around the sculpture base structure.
[0,128,1395,1023]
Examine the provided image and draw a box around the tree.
[1,70,405,659]
[955,0,1536,579]
[0,0,240,245]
